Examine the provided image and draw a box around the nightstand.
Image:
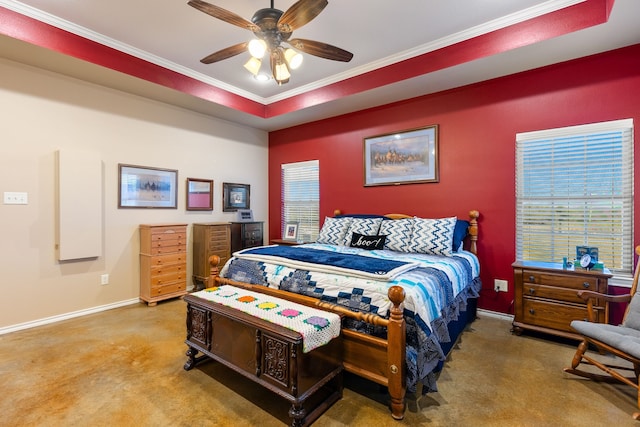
[512,260,612,340]
[230,221,264,252]
[270,239,310,246]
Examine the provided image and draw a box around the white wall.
[0,58,268,331]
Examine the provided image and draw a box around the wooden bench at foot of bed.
[184,291,344,427]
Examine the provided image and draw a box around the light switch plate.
[3,192,28,204]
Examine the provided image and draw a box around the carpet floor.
[0,298,636,426]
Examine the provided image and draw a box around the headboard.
[332,210,479,255]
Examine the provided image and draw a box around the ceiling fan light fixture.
[248,39,267,59]
[284,48,303,70]
[274,62,291,83]
[243,56,262,76]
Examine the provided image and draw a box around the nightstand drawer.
[522,283,586,304]
[521,299,589,332]
[522,270,598,290]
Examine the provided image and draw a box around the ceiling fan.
[187,0,353,85]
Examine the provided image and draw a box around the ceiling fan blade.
[188,0,258,31]
[278,0,328,33]
[288,38,353,62]
[200,42,248,64]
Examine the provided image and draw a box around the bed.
[206,210,481,420]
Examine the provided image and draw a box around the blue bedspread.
[236,245,417,279]
[221,243,481,394]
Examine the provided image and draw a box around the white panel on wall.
[57,150,102,260]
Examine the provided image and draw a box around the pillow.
[343,217,384,245]
[409,216,457,256]
[379,218,414,252]
[350,232,386,250]
[316,216,353,245]
[453,219,470,251]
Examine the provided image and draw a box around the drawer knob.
[528,275,535,282]
[529,308,535,315]
[582,282,590,289]
[528,288,535,295]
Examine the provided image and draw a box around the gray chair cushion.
[571,320,640,360]
[623,292,640,330]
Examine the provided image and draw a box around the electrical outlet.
[494,279,508,292]
[101,274,109,285]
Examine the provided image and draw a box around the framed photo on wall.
[363,125,439,186]
[118,164,178,208]
[222,182,250,212]
[186,178,213,211]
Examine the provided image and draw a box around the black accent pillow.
[350,232,386,250]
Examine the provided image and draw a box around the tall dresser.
[139,223,187,306]
[192,222,231,290]
[230,221,264,253]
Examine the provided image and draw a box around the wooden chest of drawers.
[512,261,612,339]
[192,222,231,290]
[230,221,264,253]
[139,223,187,306]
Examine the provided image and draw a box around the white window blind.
[282,160,319,242]
[516,119,634,275]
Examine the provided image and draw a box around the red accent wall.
[269,43,640,318]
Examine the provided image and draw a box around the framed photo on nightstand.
[283,222,299,241]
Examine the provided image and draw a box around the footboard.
[209,256,407,420]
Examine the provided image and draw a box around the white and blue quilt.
[220,242,481,394]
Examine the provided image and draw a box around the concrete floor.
[0,298,637,426]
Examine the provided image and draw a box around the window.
[282,160,319,242]
[516,119,634,276]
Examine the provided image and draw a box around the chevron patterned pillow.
[316,216,353,245]
[379,218,414,252]
[409,217,457,256]
[342,218,384,245]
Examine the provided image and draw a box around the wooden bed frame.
[207,210,480,420]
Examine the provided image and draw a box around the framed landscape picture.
[363,125,439,186]
[118,164,177,208]
[222,182,250,212]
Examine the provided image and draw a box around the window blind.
[516,119,634,275]
[282,160,320,242]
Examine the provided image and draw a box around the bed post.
[208,255,221,288]
[387,285,406,420]
[468,210,479,255]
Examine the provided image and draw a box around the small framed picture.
[223,182,250,212]
[283,222,299,241]
[186,178,213,211]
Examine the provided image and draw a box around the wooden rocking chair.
[564,245,640,419]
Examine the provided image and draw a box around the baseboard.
[477,308,514,322]
[0,298,140,335]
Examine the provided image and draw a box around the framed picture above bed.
[222,182,250,212]
[363,125,439,186]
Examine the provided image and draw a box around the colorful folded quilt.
[191,285,341,353]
